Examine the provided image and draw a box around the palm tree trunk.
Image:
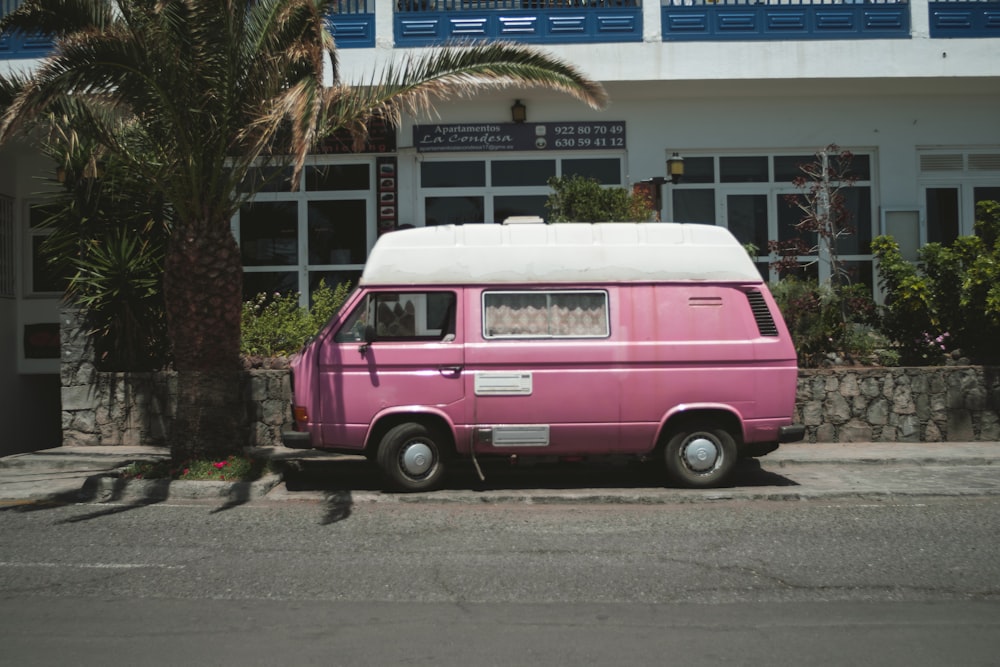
[163,219,246,463]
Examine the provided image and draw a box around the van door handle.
[439,366,462,377]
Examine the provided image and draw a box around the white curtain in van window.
[485,292,607,338]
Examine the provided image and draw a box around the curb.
[264,486,1000,506]
[78,472,283,503]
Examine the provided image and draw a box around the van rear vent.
[746,291,779,337]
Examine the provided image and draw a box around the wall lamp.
[641,153,686,220]
[667,152,685,185]
[511,99,527,124]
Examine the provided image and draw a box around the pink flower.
[213,461,227,469]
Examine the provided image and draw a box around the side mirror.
[359,324,376,356]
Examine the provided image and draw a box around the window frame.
[23,200,66,298]
[482,289,611,340]
[667,151,877,288]
[233,156,378,308]
[418,153,625,226]
[334,289,457,343]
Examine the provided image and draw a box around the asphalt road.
[1,494,999,666]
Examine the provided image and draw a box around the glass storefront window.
[727,194,769,251]
[561,158,622,184]
[491,160,555,187]
[836,187,872,255]
[425,196,484,226]
[720,156,768,183]
[773,155,814,182]
[419,156,625,225]
[308,200,367,264]
[242,166,294,193]
[421,161,486,188]
[27,203,67,295]
[680,157,715,184]
[305,164,370,191]
[776,193,819,248]
[494,195,548,223]
[239,201,298,266]
[926,187,960,246]
[671,189,715,225]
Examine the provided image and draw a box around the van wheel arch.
[366,413,457,460]
[657,410,742,488]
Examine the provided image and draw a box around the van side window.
[483,290,609,339]
[334,291,456,343]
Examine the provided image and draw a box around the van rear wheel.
[664,427,737,488]
[377,422,447,492]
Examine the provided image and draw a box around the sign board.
[413,121,626,153]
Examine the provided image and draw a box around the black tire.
[377,422,448,492]
[664,426,737,488]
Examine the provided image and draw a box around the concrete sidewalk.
[1,442,998,505]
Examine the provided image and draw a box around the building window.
[419,155,623,225]
[234,158,375,306]
[0,195,14,299]
[25,202,67,296]
[669,152,876,289]
[919,150,1000,247]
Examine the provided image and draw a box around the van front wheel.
[664,427,737,488]
[377,423,447,492]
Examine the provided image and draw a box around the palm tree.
[0,0,607,462]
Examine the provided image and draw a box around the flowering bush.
[121,455,270,481]
[770,277,887,367]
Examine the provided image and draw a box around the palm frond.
[316,41,607,150]
[0,0,116,38]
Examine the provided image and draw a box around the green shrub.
[545,175,652,222]
[309,280,353,333]
[240,280,351,357]
[873,200,1000,365]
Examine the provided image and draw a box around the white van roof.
[360,222,762,286]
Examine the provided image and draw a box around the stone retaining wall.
[60,308,293,448]
[60,308,1000,447]
[796,366,1000,443]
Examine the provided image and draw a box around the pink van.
[283,222,804,490]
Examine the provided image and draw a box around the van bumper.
[778,424,806,443]
[281,431,313,449]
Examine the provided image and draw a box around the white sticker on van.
[474,372,532,396]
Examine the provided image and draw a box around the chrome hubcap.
[400,441,434,477]
[682,435,720,473]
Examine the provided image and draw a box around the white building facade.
[1,0,998,453]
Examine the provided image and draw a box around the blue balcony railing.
[929,0,1000,36]
[330,0,376,47]
[395,0,643,46]
[662,0,910,41]
[0,0,374,58]
[0,0,51,59]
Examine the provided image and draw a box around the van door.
[316,289,464,448]
[467,288,622,455]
